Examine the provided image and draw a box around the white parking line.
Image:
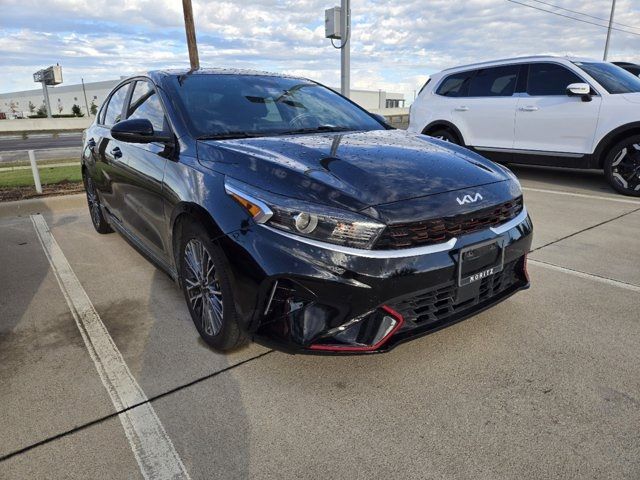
[30,214,190,480]
[529,258,640,293]
[522,187,640,205]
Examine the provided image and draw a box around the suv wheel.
[604,135,640,196]
[178,222,247,351]
[84,175,113,234]
[428,129,460,145]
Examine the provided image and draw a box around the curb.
[0,193,85,218]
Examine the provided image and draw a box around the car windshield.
[573,61,640,94]
[165,74,385,139]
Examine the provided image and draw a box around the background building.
[0,78,404,119]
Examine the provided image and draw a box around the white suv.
[408,56,640,196]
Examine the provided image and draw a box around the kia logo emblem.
[456,193,483,205]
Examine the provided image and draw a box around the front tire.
[84,174,113,234]
[604,135,640,197]
[178,222,247,351]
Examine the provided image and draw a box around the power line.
[529,0,640,31]
[506,0,640,38]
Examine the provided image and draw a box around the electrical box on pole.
[325,7,341,39]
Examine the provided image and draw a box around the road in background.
[0,133,83,152]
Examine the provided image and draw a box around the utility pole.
[81,78,91,117]
[182,0,200,70]
[340,0,350,98]
[325,1,351,97]
[603,0,617,60]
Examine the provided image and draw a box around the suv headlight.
[225,178,385,249]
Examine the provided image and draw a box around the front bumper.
[219,208,533,355]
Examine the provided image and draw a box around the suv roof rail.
[441,55,566,73]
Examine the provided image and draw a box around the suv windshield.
[165,74,384,138]
[573,61,640,94]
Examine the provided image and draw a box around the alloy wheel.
[183,239,224,336]
[86,177,102,227]
[610,144,640,193]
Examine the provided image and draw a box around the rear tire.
[84,174,113,234]
[604,135,640,197]
[427,128,460,145]
[178,221,247,351]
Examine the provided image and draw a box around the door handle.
[455,106,469,112]
[519,106,539,112]
[110,146,122,159]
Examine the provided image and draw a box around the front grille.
[391,259,524,327]
[374,196,523,249]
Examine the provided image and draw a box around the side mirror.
[566,83,592,102]
[111,118,172,144]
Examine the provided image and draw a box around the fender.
[593,121,640,168]
[421,120,465,146]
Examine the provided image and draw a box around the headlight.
[225,178,385,249]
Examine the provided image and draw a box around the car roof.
[143,68,307,84]
[438,55,601,75]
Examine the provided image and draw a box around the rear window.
[436,71,473,97]
[468,65,519,97]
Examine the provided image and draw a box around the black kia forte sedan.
[81,68,533,354]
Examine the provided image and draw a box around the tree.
[71,104,84,117]
[9,100,18,115]
[57,100,64,114]
[36,103,47,116]
[28,101,36,114]
[90,101,98,116]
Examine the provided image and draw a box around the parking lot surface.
[1,165,639,479]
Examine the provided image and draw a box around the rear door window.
[527,63,583,96]
[102,84,130,126]
[436,71,473,97]
[468,65,519,97]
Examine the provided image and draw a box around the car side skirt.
[472,147,597,169]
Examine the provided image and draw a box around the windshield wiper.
[197,132,266,140]
[275,125,353,135]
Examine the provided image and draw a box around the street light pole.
[340,0,350,98]
[603,0,617,60]
[182,0,200,70]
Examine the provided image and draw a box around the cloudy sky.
[1,0,639,101]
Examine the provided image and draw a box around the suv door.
[514,62,602,155]
[448,65,521,149]
[118,79,173,262]
[91,82,132,222]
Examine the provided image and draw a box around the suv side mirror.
[111,118,172,144]
[566,83,592,102]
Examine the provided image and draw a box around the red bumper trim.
[309,305,405,352]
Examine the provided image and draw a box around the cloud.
[1,0,639,101]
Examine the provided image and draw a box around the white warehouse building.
[0,78,405,118]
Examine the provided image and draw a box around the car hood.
[197,129,511,211]
[622,92,640,104]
